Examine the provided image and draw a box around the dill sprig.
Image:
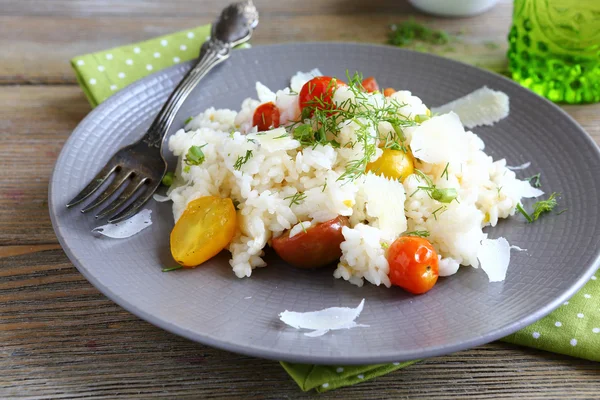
[405,230,430,238]
[411,169,458,203]
[516,192,560,223]
[234,150,253,170]
[525,173,542,188]
[284,192,307,206]
[441,163,450,180]
[286,71,417,182]
[388,18,450,47]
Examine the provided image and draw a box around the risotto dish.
[163,69,546,295]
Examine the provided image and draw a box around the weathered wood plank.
[0,0,412,18]
[0,3,513,83]
[0,86,90,245]
[1,249,599,399]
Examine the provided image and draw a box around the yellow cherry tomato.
[366,148,415,182]
[170,196,237,267]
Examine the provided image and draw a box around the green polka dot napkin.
[71,25,212,107]
[70,27,600,393]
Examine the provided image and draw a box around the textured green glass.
[508,0,600,104]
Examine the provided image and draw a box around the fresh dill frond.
[556,208,568,216]
[405,230,430,238]
[516,192,560,222]
[532,192,559,220]
[432,205,447,220]
[234,149,253,170]
[284,192,307,206]
[441,163,450,180]
[388,18,450,47]
[525,173,542,188]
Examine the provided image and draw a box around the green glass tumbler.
[508,0,600,104]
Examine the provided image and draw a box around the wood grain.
[1,249,599,399]
[0,2,513,84]
[2,0,600,397]
[0,86,90,245]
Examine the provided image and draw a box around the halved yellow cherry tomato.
[170,196,236,267]
[366,148,415,182]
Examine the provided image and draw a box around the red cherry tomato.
[361,76,380,93]
[299,76,346,116]
[387,236,439,294]
[271,216,349,269]
[252,102,280,131]
[383,88,396,97]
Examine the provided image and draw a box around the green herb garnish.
[484,41,500,50]
[162,265,183,272]
[161,171,174,186]
[441,163,450,180]
[284,192,307,206]
[234,150,253,170]
[388,18,450,47]
[184,116,194,125]
[432,205,447,220]
[516,192,560,223]
[405,230,430,238]
[412,169,458,203]
[184,144,207,166]
[532,192,559,220]
[525,173,542,188]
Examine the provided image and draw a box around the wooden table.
[2,0,599,398]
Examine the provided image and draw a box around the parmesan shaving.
[92,209,153,239]
[279,299,369,337]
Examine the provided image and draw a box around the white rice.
[167,70,540,286]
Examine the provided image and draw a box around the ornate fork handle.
[142,39,231,149]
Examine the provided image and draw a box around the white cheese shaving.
[290,68,323,94]
[510,245,527,252]
[507,161,531,170]
[279,299,369,337]
[410,112,470,164]
[92,209,152,239]
[152,194,171,202]
[432,86,510,128]
[246,127,300,151]
[477,237,510,282]
[255,81,276,103]
[361,173,407,240]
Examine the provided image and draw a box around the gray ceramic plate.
[50,43,600,365]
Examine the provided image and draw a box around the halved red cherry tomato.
[387,236,439,294]
[361,76,380,93]
[383,88,396,97]
[299,76,346,116]
[272,216,349,269]
[252,102,280,131]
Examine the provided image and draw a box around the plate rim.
[49,42,600,365]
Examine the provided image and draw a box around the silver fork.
[66,1,259,223]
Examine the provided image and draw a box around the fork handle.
[141,38,232,149]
